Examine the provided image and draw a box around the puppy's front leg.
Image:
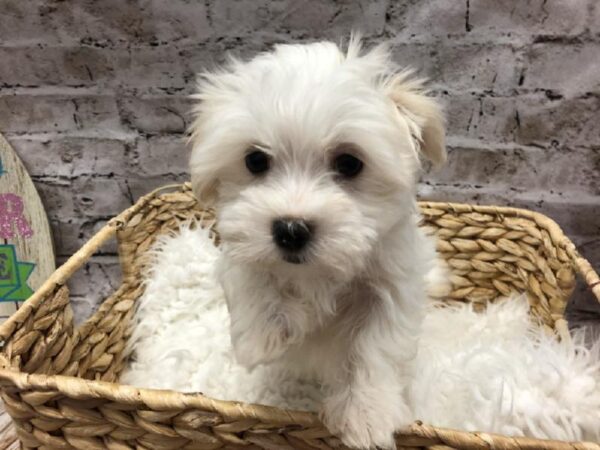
[321,294,419,449]
[218,262,308,368]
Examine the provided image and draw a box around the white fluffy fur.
[122,225,600,444]
[187,38,446,449]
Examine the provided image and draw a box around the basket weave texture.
[0,183,598,450]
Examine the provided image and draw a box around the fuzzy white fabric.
[121,225,600,443]
[122,224,322,412]
[412,301,600,442]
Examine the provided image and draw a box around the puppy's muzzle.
[272,219,312,260]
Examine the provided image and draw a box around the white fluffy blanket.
[121,224,600,443]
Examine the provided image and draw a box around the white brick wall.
[0,0,598,321]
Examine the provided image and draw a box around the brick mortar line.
[1,87,598,100]
[30,173,190,183]
[1,32,600,50]
[7,130,599,153]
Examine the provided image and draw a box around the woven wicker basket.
[0,182,599,450]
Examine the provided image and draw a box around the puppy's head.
[189,38,445,281]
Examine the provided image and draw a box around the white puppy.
[189,38,446,449]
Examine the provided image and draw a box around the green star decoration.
[0,245,35,302]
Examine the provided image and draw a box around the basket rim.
[0,182,598,449]
[0,369,598,449]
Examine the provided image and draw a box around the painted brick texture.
[0,0,598,320]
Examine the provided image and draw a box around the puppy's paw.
[322,389,411,449]
[230,313,292,369]
[230,336,266,370]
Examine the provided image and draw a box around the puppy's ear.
[190,170,218,206]
[387,73,446,168]
[189,110,220,207]
[188,68,233,207]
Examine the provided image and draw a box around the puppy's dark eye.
[245,149,270,175]
[333,153,363,178]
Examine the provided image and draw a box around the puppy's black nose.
[272,219,312,252]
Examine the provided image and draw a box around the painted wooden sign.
[0,133,55,321]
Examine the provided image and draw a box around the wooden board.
[0,133,56,448]
[0,402,17,450]
[0,133,55,319]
